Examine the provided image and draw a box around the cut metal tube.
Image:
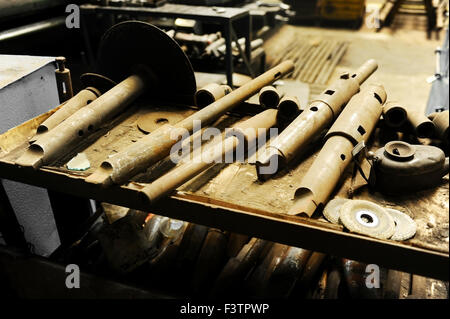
[195,83,232,108]
[259,86,281,109]
[278,96,301,120]
[382,101,408,128]
[86,61,294,187]
[407,109,436,138]
[256,59,378,180]
[37,88,101,134]
[428,110,449,141]
[139,109,279,204]
[16,74,146,169]
[288,84,387,217]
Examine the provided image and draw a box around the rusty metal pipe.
[288,84,387,217]
[428,110,449,141]
[16,74,146,169]
[383,101,408,128]
[256,60,378,180]
[407,109,436,138]
[86,62,294,186]
[259,86,281,109]
[195,83,232,108]
[37,88,101,135]
[278,96,301,120]
[139,109,279,204]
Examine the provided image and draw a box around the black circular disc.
[80,73,117,94]
[97,21,196,104]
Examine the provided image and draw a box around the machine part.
[36,73,116,135]
[137,110,187,134]
[258,86,281,109]
[256,59,378,181]
[191,228,229,295]
[246,243,311,298]
[97,21,196,104]
[195,83,232,108]
[323,198,349,224]
[383,101,408,128]
[66,153,91,171]
[211,238,268,297]
[16,21,195,170]
[407,110,436,138]
[428,110,449,142]
[86,61,294,187]
[386,208,417,241]
[139,109,279,204]
[288,84,387,217]
[277,96,301,120]
[371,141,449,194]
[54,57,73,103]
[339,200,396,240]
[341,259,384,299]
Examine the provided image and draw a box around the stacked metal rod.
[270,37,349,85]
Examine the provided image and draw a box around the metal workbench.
[80,3,252,87]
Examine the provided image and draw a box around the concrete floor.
[264,12,445,114]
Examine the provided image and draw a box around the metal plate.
[97,21,196,104]
[340,200,395,240]
[386,208,417,241]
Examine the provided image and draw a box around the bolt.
[56,56,66,72]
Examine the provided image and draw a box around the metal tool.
[256,59,379,181]
[288,84,387,217]
[55,56,73,103]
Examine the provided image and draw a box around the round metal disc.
[323,198,349,224]
[80,73,117,94]
[137,110,186,134]
[97,21,196,104]
[340,200,395,239]
[386,208,417,241]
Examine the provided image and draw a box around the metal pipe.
[86,61,294,186]
[288,84,387,217]
[259,86,281,109]
[428,110,449,141]
[256,60,378,181]
[382,101,408,128]
[139,109,279,204]
[16,74,147,169]
[195,83,232,108]
[278,96,301,120]
[0,17,66,42]
[407,109,436,138]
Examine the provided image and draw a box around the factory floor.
[264,13,445,114]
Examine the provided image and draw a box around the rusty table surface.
[0,100,448,280]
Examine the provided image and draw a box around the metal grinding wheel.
[323,198,349,224]
[386,208,417,241]
[97,21,197,104]
[339,200,395,239]
[137,109,187,134]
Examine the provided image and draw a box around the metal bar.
[231,27,255,78]
[223,22,234,87]
[0,17,65,43]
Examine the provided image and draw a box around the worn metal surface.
[256,60,378,180]
[258,85,281,109]
[195,83,232,108]
[407,109,436,138]
[383,101,408,128]
[289,84,387,217]
[86,61,294,187]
